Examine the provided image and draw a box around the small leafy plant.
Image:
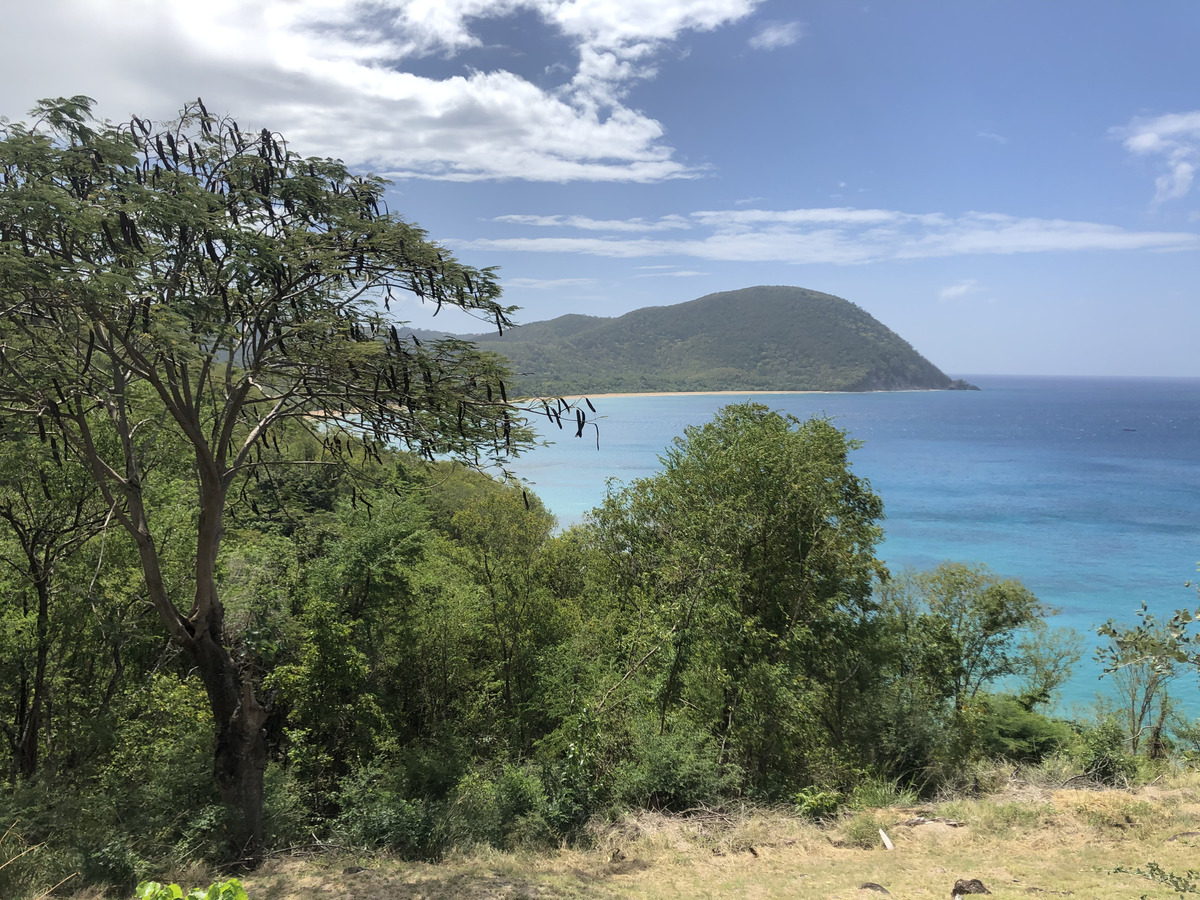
[134,878,249,900]
[1113,861,1200,897]
[794,788,843,820]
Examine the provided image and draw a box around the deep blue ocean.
[509,376,1200,713]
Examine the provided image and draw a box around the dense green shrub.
[841,812,884,849]
[81,836,142,893]
[332,763,431,857]
[437,764,555,851]
[794,787,844,820]
[102,675,220,852]
[607,721,735,812]
[1075,717,1139,786]
[262,763,312,849]
[974,695,1075,763]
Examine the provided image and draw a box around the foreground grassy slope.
[216,774,1200,900]
[443,286,972,396]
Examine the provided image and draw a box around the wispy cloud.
[1116,110,1200,202]
[691,207,921,227]
[749,20,804,50]
[635,269,710,277]
[978,131,1008,144]
[938,279,979,301]
[494,214,692,231]
[467,206,1200,263]
[505,277,597,289]
[1,0,763,183]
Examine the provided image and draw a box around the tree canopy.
[0,95,538,859]
[584,403,887,792]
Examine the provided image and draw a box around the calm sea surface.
[509,376,1200,712]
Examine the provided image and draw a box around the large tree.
[880,562,1059,712]
[585,403,886,793]
[0,96,549,860]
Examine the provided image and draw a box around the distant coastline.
[523,390,821,401]
[523,388,959,401]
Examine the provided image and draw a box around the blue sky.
[3,1,1199,375]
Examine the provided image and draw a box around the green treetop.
[0,96,536,861]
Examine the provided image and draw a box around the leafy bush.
[494,766,556,849]
[437,764,555,851]
[539,727,598,838]
[262,762,311,849]
[82,837,142,893]
[794,788,844,820]
[1075,717,1138,786]
[332,763,430,857]
[974,695,1074,763]
[607,722,735,812]
[102,675,221,856]
[0,782,137,895]
[135,878,248,900]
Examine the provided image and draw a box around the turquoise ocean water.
[509,376,1200,712]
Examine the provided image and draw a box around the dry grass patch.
[58,773,1200,900]
[230,784,1200,899]
[231,785,1200,899]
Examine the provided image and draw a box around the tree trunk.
[192,476,269,865]
[192,626,268,864]
[17,574,51,781]
[131,479,270,865]
[17,662,44,781]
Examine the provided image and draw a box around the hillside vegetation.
[10,398,1188,900]
[7,101,1192,900]
[442,286,976,395]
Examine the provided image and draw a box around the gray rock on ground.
[952,877,991,897]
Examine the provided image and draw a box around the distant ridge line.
[412,285,978,396]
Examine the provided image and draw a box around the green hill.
[430,285,976,396]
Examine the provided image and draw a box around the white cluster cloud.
[1117,111,1200,202]
[748,20,804,50]
[938,279,979,301]
[2,0,764,182]
[470,206,1200,263]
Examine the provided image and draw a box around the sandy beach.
[524,389,826,401]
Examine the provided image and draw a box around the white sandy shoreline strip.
[521,390,827,401]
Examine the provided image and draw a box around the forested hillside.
[439,286,977,395]
[1,401,1103,898]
